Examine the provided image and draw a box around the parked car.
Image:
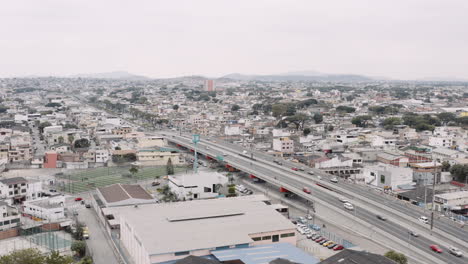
[333,245,344,251]
[319,239,329,245]
[85,204,91,209]
[316,238,325,243]
[311,224,321,231]
[313,236,323,242]
[74,197,83,202]
[323,241,334,247]
[343,202,354,210]
[377,214,387,221]
[291,167,299,171]
[303,187,311,194]
[306,214,312,220]
[448,247,463,257]
[330,177,338,183]
[430,245,443,253]
[327,243,337,249]
[82,226,90,239]
[151,182,160,186]
[418,216,429,224]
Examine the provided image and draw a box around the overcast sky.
[1,0,467,80]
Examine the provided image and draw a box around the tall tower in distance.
[204,80,215,92]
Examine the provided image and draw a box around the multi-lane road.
[164,132,467,264]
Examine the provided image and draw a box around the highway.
[164,132,467,264]
[187,134,468,246]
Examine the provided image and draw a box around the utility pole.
[192,134,200,174]
[430,160,438,231]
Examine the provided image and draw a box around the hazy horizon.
[1,0,468,80]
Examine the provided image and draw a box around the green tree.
[71,241,86,257]
[57,136,64,144]
[449,164,468,182]
[231,105,240,112]
[129,167,139,176]
[272,104,288,117]
[441,161,451,172]
[336,106,356,113]
[437,112,456,125]
[351,115,372,128]
[172,104,179,111]
[0,248,45,264]
[67,135,74,145]
[382,117,402,130]
[78,256,93,264]
[166,158,174,175]
[73,223,84,240]
[313,113,323,124]
[74,138,90,149]
[384,250,408,264]
[45,251,73,264]
[45,102,62,108]
[303,128,311,136]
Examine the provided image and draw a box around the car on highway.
[298,167,305,171]
[307,171,315,175]
[303,187,311,194]
[333,245,344,251]
[343,202,354,210]
[291,167,299,171]
[85,204,91,209]
[377,214,387,221]
[418,216,429,224]
[74,197,83,202]
[409,230,419,237]
[430,245,443,253]
[339,198,349,203]
[448,247,463,257]
[330,177,338,183]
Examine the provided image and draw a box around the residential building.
[376,152,409,167]
[0,201,20,231]
[429,136,453,148]
[136,149,183,166]
[23,195,65,221]
[273,137,294,154]
[168,172,228,200]
[411,162,442,185]
[0,177,42,204]
[137,136,166,148]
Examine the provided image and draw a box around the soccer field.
[59,166,187,193]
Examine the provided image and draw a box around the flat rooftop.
[212,243,319,264]
[115,195,294,255]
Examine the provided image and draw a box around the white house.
[23,195,66,221]
[95,149,110,163]
[104,116,122,126]
[168,172,228,200]
[0,201,21,231]
[363,164,413,190]
[432,147,466,164]
[370,133,397,148]
[272,129,291,137]
[0,177,43,205]
[429,136,454,148]
[434,191,468,211]
[224,126,241,136]
[273,137,294,153]
[315,155,353,169]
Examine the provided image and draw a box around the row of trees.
[0,248,92,264]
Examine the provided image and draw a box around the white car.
[330,177,338,183]
[418,216,429,224]
[343,202,354,210]
[307,171,315,175]
[448,247,463,257]
[306,214,313,220]
[297,228,306,235]
[339,198,349,203]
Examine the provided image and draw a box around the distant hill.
[221,72,373,82]
[70,71,150,80]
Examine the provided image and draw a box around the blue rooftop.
[212,243,319,264]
